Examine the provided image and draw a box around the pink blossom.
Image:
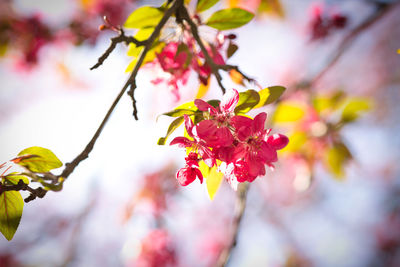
[225,112,289,184]
[193,89,239,148]
[170,115,215,167]
[176,152,204,186]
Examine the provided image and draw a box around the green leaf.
[0,191,24,241]
[324,142,352,179]
[206,8,255,30]
[158,116,185,145]
[196,79,211,99]
[273,102,305,123]
[341,98,371,123]
[205,166,224,200]
[3,174,29,185]
[254,86,285,108]
[124,6,164,29]
[160,101,199,118]
[234,89,260,114]
[197,0,219,12]
[16,147,62,173]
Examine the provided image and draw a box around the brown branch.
[216,183,249,267]
[126,0,182,119]
[308,2,398,86]
[0,179,47,203]
[180,6,226,94]
[59,0,181,179]
[90,29,146,70]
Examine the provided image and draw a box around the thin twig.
[0,179,47,203]
[90,29,146,70]
[180,6,226,94]
[308,2,398,86]
[59,0,181,179]
[126,0,182,119]
[216,183,249,267]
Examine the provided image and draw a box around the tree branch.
[216,183,249,267]
[0,179,47,203]
[180,6,227,94]
[59,0,181,179]
[308,2,398,86]
[90,29,146,70]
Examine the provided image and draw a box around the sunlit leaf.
[206,8,254,30]
[258,0,284,18]
[206,166,224,200]
[281,131,307,153]
[234,89,260,114]
[273,102,305,123]
[124,6,164,29]
[254,86,285,108]
[324,142,352,180]
[197,0,219,12]
[16,147,62,173]
[126,41,164,73]
[0,191,24,241]
[196,79,211,99]
[158,116,185,145]
[3,174,29,185]
[341,98,371,123]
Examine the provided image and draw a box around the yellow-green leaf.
[206,166,224,200]
[258,0,284,18]
[324,143,352,180]
[273,102,305,123]
[126,41,164,73]
[124,6,164,29]
[3,174,29,185]
[197,0,219,12]
[206,8,255,30]
[234,89,260,114]
[158,116,185,145]
[17,147,62,173]
[0,191,24,241]
[341,98,371,123]
[254,86,285,108]
[281,131,307,153]
[195,79,211,99]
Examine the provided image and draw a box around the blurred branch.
[59,0,181,179]
[216,183,249,267]
[308,2,399,86]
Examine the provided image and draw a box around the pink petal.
[195,168,204,184]
[252,112,267,134]
[194,99,217,114]
[170,137,192,148]
[184,114,194,137]
[267,134,289,150]
[176,167,196,186]
[258,142,278,163]
[220,89,239,113]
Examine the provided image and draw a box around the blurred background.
[0,0,399,266]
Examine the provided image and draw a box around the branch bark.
[216,183,249,267]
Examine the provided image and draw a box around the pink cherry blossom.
[170,115,216,167]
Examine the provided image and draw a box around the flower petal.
[220,89,239,113]
[170,137,192,148]
[267,134,289,150]
[176,167,196,186]
[194,99,217,114]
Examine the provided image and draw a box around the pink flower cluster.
[170,89,289,190]
[309,4,347,40]
[152,37,225,100]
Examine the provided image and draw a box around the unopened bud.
[227,34,237,40]
[98,24,107,31]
